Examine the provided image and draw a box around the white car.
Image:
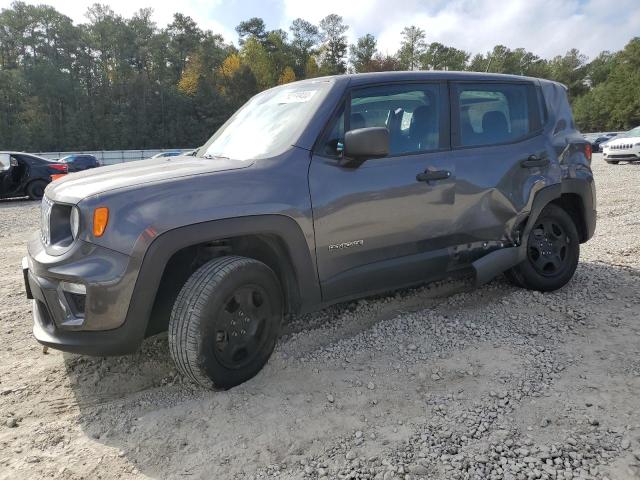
[602,126,640,164]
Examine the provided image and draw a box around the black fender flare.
[122,214,321,341]
[473,177,595,286]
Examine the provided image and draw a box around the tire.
[505,204,579,292]
[26,180,48,200]
[169,256,283,389]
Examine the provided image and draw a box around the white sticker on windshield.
[276,89,317,104]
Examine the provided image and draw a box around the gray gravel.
[0,154,639,480]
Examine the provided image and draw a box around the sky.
[3,0,639,60]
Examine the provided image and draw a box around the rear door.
[309,81,457,301]
[449,80,558,251]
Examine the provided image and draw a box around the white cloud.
[282,0,640,59]
[3,0,237,43]
[3,0,638,59]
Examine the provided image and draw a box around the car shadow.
[61,259,639,479]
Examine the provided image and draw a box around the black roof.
[297,70,563,89]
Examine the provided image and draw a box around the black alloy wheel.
[527,219,571,277]
[214,285,271,370]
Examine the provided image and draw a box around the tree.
[421,42,468,71]
[166,13,202,80]
[368,53,402,72]
[0,3,637,150]
[573,38,640,131]
[290,18,320,76]
[397,25,426,70]
[305,55,320,77]
[235,17,266,45]
[349,34,377,73]
[318,14,348,74]
[586,51,615,87]
[278,66,296,84]
[548,48,589,99]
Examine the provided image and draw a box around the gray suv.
[23,72,596,389]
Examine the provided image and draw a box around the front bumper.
[24,235,146,355]
[603,148,640,161]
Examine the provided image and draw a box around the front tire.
[169,256,283,389]
[505,204,580,292]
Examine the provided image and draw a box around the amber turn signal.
[93,207,109,237]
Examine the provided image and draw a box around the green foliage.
[0,2,637,151]
[397,26,426,70]
[573,38,640,131]
[421,42,469,71]
[318,14,348,75]
[349,34,377,73]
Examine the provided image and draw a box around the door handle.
[416,169,451,183]
[520,155,549,168]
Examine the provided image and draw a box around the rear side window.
[453,83,540,148]
[318,83,446,158]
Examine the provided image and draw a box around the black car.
[0,151,68,200]
[591,133,618,152]
[58,154,100,172]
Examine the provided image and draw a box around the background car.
[601,126,640,164]
[590,132,619,152]
[150,151,184,159]
[0,151,67,200]
[58,154,100,172]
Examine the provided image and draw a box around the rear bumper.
[24,235,147,356]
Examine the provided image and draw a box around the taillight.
[584,143,592,162]
[50,163,68,173]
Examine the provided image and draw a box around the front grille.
[609,143,634,150]
[40,196,53,245]
[609,154,638,159]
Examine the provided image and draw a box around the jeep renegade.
[23,72,596,389]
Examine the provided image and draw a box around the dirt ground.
[1,154,639,480]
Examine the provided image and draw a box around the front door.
[309,82,456,302]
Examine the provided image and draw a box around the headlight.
[70,207,80,239]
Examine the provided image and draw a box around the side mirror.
[343,127,389,160]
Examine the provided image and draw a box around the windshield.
[200,79,332,161]
[619,126,640,138]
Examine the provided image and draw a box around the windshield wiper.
[203,153,229,160]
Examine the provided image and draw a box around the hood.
[605,136,640,147]
[46,155,253,204]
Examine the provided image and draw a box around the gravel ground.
[1,154,639,480]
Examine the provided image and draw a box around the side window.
[321,104,345,157]
[0,153,10,171]
[454,83,537,147]
[351,83,442,156]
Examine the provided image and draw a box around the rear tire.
[505,204,579,292]
[168,256,283,389]
[26,180,48,200]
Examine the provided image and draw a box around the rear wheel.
[26,180,47,200]
[168,256,283,389]
[505,204,579,292]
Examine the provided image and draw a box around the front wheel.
[505,204,579,292]
[168,256,283,389]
